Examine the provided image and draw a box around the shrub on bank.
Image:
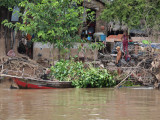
[50,59,116,88]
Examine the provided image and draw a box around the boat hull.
[13,78,73,89]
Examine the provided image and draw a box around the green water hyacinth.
[50,59,116,88]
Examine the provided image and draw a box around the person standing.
[116,46,122,75]
[122,31,129,58]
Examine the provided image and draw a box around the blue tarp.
[140,43,160,49]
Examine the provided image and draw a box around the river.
[0,82,160,120]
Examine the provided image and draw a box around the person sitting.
[41,68,51,80]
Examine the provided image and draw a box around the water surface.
[0,82,160,120]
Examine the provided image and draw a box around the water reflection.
[0,82,160,120]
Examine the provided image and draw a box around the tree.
[100,0,160,42]
[0,0,21,58]
[0,0,41,7]
[3,0,86,60]
[0,0,42,58]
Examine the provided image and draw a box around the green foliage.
[2,0,96,59]
[2,0,85,48]
[50,59,84,81]
[88,42,105,50]
[50,59,116,88]
[122,80,134,87]
[72,66,116,88]
[100,0,160,32]
[0,0,22,7]
[0,0,41,8]
[121,80,141,87]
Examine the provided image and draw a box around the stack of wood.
[0,56,46,79]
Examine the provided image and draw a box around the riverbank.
[0,56,154,89]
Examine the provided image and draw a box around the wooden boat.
[12,77,73,89]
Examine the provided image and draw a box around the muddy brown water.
[0,82,160,120]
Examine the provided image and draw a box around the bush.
[50,59,84,81]
[50,59,116,88]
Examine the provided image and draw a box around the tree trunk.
[58,47,61,61]
[13,31,19,55]
[52,44,54,65]
[5,9,12,53]
[0,7,8,59]
[0,27,6,57]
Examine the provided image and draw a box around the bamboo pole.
[115,59,145,89]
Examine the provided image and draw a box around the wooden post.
[22,68,24,77]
